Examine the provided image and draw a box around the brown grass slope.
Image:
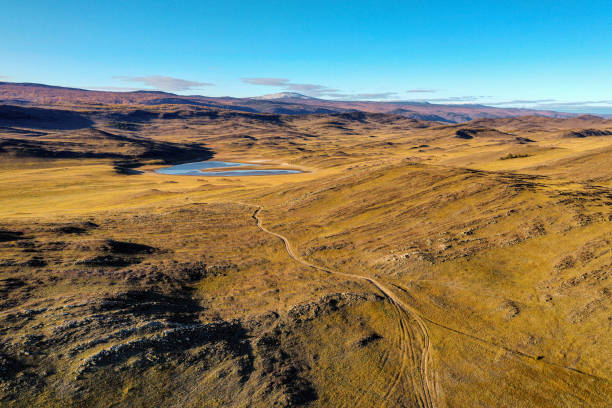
[0,103,610,407]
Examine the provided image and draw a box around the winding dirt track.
[252,207,438,408]
[250,205,610,406]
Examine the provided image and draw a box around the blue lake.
[155,160,302,176]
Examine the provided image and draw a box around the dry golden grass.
[0,104,610,406]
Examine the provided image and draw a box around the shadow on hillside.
[0,105,94,130]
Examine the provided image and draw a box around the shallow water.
[155,160,302,176]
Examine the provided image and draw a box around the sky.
[2,0,612,113]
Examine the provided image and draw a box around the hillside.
[0,82,574,123]
[0,102,610,407]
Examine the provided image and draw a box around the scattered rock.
[499,300,521,320]
[288,293,383,323]
[554,256,575,271]
[75,255,133,267]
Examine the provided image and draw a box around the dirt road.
[253,207,438,408]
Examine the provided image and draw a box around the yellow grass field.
[0,105,610,407]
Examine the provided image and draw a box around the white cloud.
[346,92,398,100]
[241,77,402,100]
[114,75,213,92]
[241,77,339,97]
[487,99,557,106]
[242,77,290,86]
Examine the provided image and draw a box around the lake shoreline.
[154,160,305,176]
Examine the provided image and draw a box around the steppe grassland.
[0,111,610,406]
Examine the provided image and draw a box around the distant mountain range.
[0,81,576,123]
[252,92,318,100]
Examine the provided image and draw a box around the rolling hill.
[0,81,574,123]
[0,91,610,407]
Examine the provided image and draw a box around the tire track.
[378,297,412,407]
[252,206,438,408]
[246,203,609,406]
[388,282,611,384]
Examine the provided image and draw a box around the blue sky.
[2,1,612,112]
